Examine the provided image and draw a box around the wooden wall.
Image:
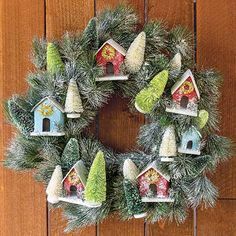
[0,0,235,235]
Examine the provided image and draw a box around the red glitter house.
[137,161,174,202]
[166,69,200,116]
[95,39,128,81]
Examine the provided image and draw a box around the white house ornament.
[125,31,146,73]
[159,125,177,162]
[65,78,84,118]
[95,39,128,81]
[30,97,65,136]
[166,69,200,117]
[178,126,202,155]
[137,161,174,203]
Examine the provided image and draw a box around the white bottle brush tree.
[46,165,63,204]
[65,78,84,118]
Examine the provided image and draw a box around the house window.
[106,62,114,75]
[180,96,189,108]
[187,140,193,149]
[149,184,157,196]
[70,185,77,196]
[43,118,50,132]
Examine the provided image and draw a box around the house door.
[42,118,50,132]
[70,186,77,196]
[149,184,157,196]
[187,140,193,149]
[180,96,189,108]
[106,62,114,75]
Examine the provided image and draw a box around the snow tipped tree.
[135,70,169,113]
[169,52,182,76]
[47,43,64,74]
[159,125,177,157]
[46,165,63,204]
[123,159,139,182]
[125,31,146,73]
[65,78,84,118]
[84,151,106,204]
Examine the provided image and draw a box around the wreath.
[4,5,232,232]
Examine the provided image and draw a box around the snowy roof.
[184,126,202,138]
[62,160,88,187]
[96,39,126,56]
[31,97,65,113]
[137,160,170,181]
[171,69,200,99]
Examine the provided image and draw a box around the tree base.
[30,131,65,136]
[96,75,128,81]
[161,157,174,162]
[67,113,81,118]
[142,197,174,203]
[133,212,147,218]
[59,196,102,208]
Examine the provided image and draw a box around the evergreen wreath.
[4,5,233,232]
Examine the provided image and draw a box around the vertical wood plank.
[0,165,47,236]
[148,0,194,29]
[45,1,97,235]
[197,0,236,199]
[147,0,194,235]
[96,1,146,236]
[197,200,236,235]
[0,1,47,236]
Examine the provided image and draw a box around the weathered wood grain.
[45,1,96,235]
[0,1,47,235]
[197,200,236,235]
[147,0,194,235]
[148,0,194,29]
[96,1,145,236]
[197,0,236,198]
[0,164,47,236]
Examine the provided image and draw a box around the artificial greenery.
[84,151,106,204]
[4,5,232,232]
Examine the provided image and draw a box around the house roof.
[31,97,65,113]
[137,160,170,181]
[171,69,200,99]
[96,39,126,56]
[62,160,88,187]
[184,126,202,138]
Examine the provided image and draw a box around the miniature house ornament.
[95,39,128,81]
[166,69,200,117]
[59,160,89,206]
[178,126,201,155]
[137,160,174,202]
[159,125,177,162]
[30,97,65,136]
[65,78,84,118]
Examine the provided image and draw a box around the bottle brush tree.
[125,31,146,73]
[135,70,169,113]
[84,150,106,204]
[47,42,65,74]
[65,78,84,118]
[46,165,63,204]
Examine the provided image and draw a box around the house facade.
[95,39,128,81]
[30,97,65,136]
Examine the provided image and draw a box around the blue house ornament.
[178,126,201,155]
[30,97,65,136]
